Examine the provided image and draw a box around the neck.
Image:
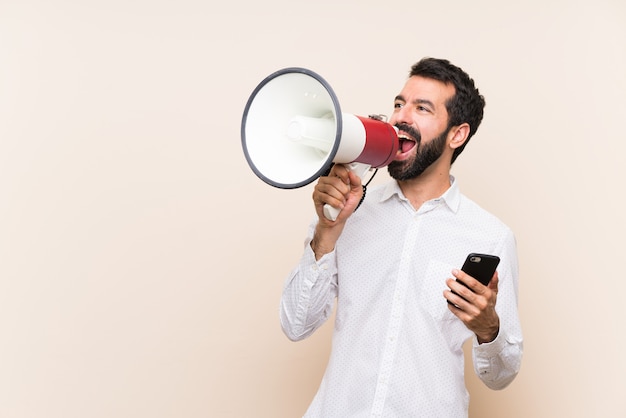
[397,163,451,211]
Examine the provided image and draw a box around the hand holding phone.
[448,253,500,307]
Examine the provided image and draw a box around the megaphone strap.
[354,168,378,212]
[355,185,367,212]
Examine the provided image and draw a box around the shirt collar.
[380,175,461,213]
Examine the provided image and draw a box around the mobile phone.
[460,253,500,287]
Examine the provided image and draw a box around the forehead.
[397,76,456,107]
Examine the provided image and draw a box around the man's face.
[387,76,455,180]
[387,125,449,180]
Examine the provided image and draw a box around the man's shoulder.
[458,193,512,232]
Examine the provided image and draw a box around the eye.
[417,104,432,113]
[394,102,404,109]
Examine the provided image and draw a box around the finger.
[346,169,363,190]
[488,271,499,292]
[445,279,475,308]
[328,164,351,184]
[313,177,351,212]
[314,188,345,212]
[319,177,351,200]
[444,288,464,309]
[454,268,494,296]
[451,269,479,293]
[444,289,478,318]
[451,268,469,282]
[447,277,493,317]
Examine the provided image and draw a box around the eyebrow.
[394,95,435,109]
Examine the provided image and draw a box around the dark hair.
[409,58,486,164]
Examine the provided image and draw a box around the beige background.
[1,0,624,417]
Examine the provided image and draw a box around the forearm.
[310,216,346,260]
[471,229,522,389]
[280,239,338,341]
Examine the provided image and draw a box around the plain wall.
[1,0,624,417]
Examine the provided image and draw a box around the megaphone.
[241,67,399,220]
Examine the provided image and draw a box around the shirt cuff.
[303,236,336,272]
[473,328,508,356]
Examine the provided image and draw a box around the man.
[280,58,523,417]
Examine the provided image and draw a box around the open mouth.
[397,134,417,160]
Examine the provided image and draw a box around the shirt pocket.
[418,259,456,322]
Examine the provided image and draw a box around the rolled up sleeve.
[280,234,338,342]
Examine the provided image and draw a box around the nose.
[390,104,411,127]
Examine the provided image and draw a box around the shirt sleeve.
[472,328,523,389]
[472,230,524,390]
[279,223,339,342]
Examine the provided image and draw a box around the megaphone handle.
[323,162,372,221]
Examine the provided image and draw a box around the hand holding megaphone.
[321,161,372,221]
[241,67,399,220]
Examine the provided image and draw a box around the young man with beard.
[280,57,523,417]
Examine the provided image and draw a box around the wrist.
[311,224,342,260]
[310,237,335,261]
[476,326,499,344]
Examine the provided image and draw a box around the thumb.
[347,169,363,190]
[338,170,364,215]
[488,271,499,292]
[347,171,364,203]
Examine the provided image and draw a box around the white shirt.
[280,177,523,418]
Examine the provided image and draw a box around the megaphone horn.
[241,67,399,220]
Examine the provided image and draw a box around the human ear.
[448,123,470,150]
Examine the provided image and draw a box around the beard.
[387,123,450,181]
